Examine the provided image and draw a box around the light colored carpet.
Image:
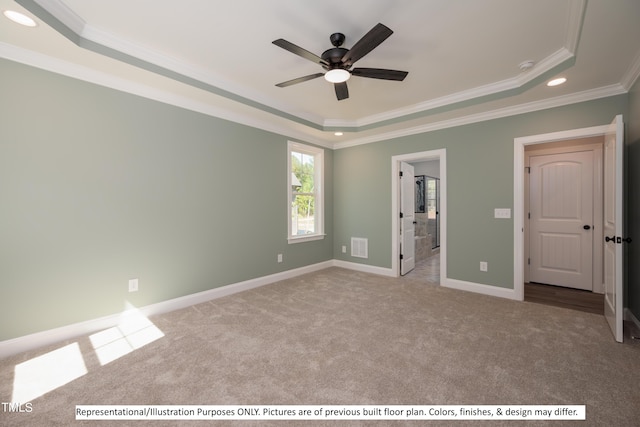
[1,259,639,426]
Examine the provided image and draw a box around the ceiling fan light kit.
[324,69,350,83]
[273,23,408,101]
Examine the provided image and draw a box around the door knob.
[583,225,591,230]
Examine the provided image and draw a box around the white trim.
[0,260,333,360]
[287,141,324,242]
[0,41,627,151]
[288,234,326,244]
[0,43,331,149]
[37,0,86,35]
[333,85,627,149]
[442,278,520,301]
[514,124,612,302]
[564,0,587,52]
[331,260,395,277]
[17,0,587,134]
[621,49,640,91]
[353,48,575,129]
[391,150,447,283]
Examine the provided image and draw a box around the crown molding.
[32,0,85,34]
[2,40,627,153]
[621,49,640,91]
[0,42,332,149]
[340,47,575,130]
[332,83,627,149]
[564,0,587,52]
[79,23,327,128]
[18,0,590,135]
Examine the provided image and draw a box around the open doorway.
[523,136,605,313]
[391,149,446,283]
[515,117,626,342]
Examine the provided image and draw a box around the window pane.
[291,151,314,192]
[291,194,315,235]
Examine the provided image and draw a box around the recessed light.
[547,77,567,87]
[334,132,343,136]
[3,10,37,27]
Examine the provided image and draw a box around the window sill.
[288,234,326,244]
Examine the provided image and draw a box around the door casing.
[391,149,446,279]
[514,124,612,300]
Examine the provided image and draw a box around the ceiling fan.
[272,23,408,101]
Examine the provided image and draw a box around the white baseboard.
[0,260,333,360]
[442,278,520,301]
[625,308,640,331]
[331,260,395,277]
[0,259,526,359]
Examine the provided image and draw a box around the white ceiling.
[2,0,639,148]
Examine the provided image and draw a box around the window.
[288,141,324,243]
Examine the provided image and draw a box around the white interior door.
[604,115,624,343]
[400,162,415,275]
[529,151,594,290]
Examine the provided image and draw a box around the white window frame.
[287,141,324,244]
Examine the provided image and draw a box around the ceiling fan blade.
[272,39,329,66]
[334,82,349,100]
[276,73,324,88]
[341,23,393,66]
[351,68,408,81]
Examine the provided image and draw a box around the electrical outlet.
[342,245,347,253]
[480,262,488,272]
[128,278,139,292]
[277,254,283,263]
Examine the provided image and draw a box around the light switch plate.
[494,208,511,219]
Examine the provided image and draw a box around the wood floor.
[524,282,604,314]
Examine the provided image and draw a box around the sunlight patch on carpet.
[12,342,87,403]
[89,304,164,366]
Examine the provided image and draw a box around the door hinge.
[525,167,531,174]
[400,254,404,260]
[528,212,530,219]
[528,258,530,265]
[399,171,404,177]
[400,212,404,219]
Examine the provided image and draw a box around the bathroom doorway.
[392,149,446,282]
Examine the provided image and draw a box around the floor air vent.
[351,237,368,259]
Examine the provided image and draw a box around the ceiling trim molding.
[2,39,626,153]
[18,0,590,135]
[332,48,575,130]
[17,0,327,131]
[621,49,640,91]
[564,0,587,52]
[32,0,85,34]
[332,83,627,149]
[0,42,332,149]
[79,23,327,128]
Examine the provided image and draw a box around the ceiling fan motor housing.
[321,32,348,70]
[321,47,349,69]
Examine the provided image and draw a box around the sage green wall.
[0,59,333,341]
[627,78,640,321]
[333,95,629,290]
